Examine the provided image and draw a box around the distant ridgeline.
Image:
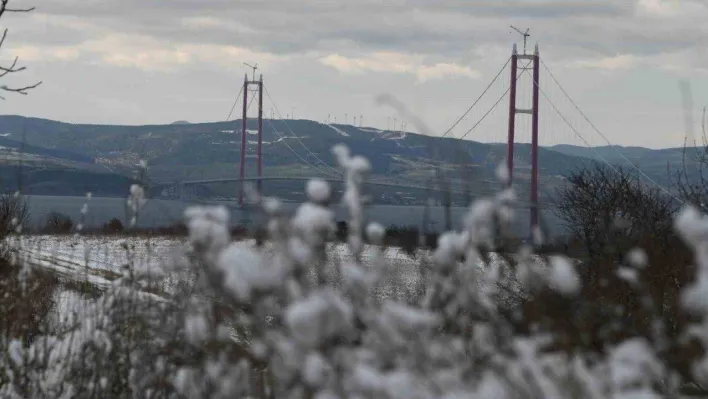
[0,115,691,200]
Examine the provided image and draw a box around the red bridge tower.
[507,43,540,235]
[239,73,264,206]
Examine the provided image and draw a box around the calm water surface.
[22,195,564,237]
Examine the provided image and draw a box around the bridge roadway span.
[179,176,477,192]
[169,176,548,209]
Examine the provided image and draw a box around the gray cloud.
[10,0,704,62]
[1,0,707,149]
[407,0,635,18]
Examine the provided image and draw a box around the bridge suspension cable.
[225,85,244,121]
[263,84,343,176]
[255,85,436,186]
[441,57,511,138]
[539,59,682,203]
[263,118,341,178]
[246,89,258,114]
[456,60,530,141]
[528,69,620,174]
[224,77,340,179]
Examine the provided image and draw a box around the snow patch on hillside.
[378,131,407,141]
[276,136,303,143]
[389,131,407,140]
[327,124,349,137]
[211,141,240,145]
[248,136,303,145]
[369,130,408,143]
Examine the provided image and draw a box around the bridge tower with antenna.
[239,63,264,206]
[510,25,531,55]
[507,27,541,236]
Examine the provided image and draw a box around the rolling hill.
[550,144,698,186]
[0,115,692,200]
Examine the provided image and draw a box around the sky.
[1,0,708,149]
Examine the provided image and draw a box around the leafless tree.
[555,164,691,342]
[0,191,27,238]
[43,211,74,234]
[0,0,41,99]
[674,107,708,209]
[557,165,676,257]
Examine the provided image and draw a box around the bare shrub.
[0,256,58,344]
[62,278,102,299]
[556,165,678,260]
[674,107,708,209]
[383,225,438,254]
[0,192,28,238]
[0,252,59,396]
[150,222,187,236]
[335,220,348,242]
[230,225,248,240]
[554,164,692,353]
[102,217,124,234]
[43,212,74,234]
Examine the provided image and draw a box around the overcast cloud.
[1,0,707,148]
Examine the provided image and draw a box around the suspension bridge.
[165,42,679,236]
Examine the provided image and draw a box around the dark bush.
[62,278,103,299]
[553,164,692,352]
[154,222,188,236]
[231,225,248,240]
[254,227,267,247]
[335,221,348,242]
[385,226,421,254]
[424,232,439,250]
[43,212,74,234]
[0,192,28,238]
[0,255,58,345]
[102,217,124,234]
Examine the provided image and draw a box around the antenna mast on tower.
[510,26,531,55]
[243,62,259,82]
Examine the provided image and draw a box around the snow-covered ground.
[8,234,546,289]
[6,235,430,330]
[9,235,188,286]
[8,234,541,318]
[10,234,417,270]
[6,235,423,289]
[5,233,546,352]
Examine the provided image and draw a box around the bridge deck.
[162,176,551,209]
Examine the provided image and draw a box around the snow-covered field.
[9,234,544,292]
[7,235,428,294]
[9,235,189,286]
[8,234,538,323]
[10,234,415,272]
[6,235,431,328]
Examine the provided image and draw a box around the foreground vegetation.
[0,143,707,398]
